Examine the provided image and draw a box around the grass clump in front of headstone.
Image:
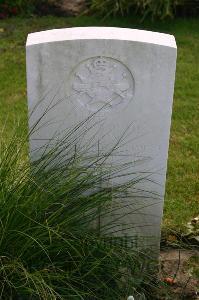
[0,117,159,300]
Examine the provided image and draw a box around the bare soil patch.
[158,249,199,299]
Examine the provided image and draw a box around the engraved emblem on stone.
[70,56,135,112]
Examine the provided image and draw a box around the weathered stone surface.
[26,27,177,250]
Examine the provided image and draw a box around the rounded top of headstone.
[26,27,176,49]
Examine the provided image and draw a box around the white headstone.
[26,27,177,249]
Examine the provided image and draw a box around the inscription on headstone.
[70,56,134,111]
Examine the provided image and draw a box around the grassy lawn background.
[0,16,198,232]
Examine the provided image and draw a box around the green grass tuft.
[0,117,158,299]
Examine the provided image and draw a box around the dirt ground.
[158,249,199,299]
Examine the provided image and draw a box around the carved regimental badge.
[70,56,135,112]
